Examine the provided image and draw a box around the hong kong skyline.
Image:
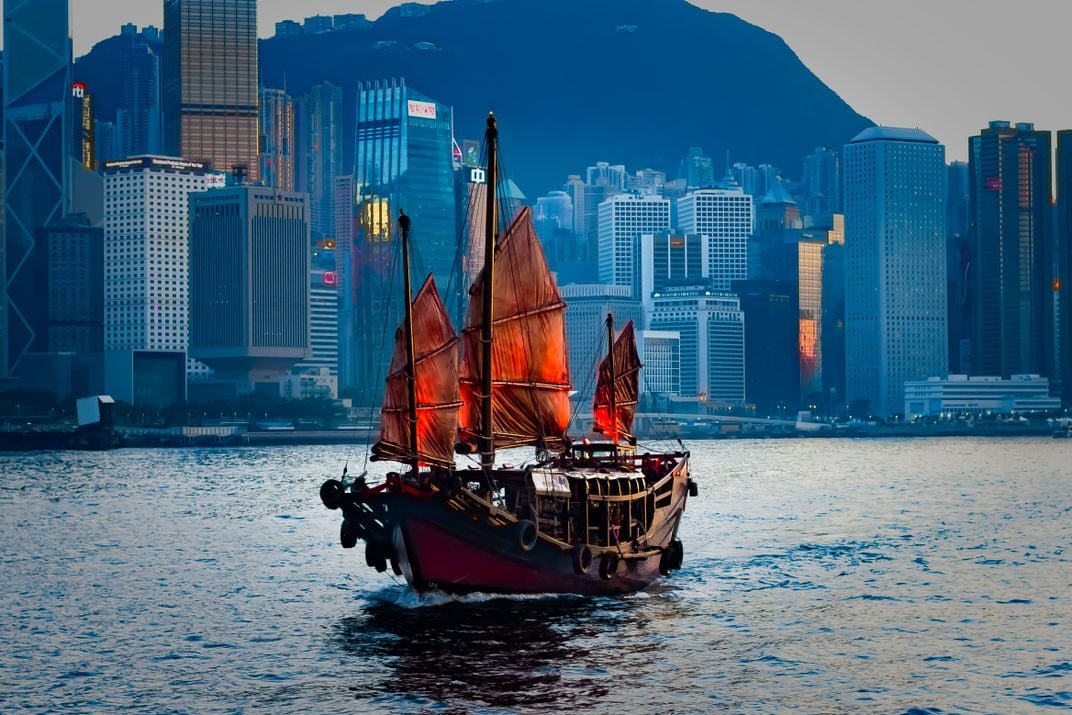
[25,0,1068,164]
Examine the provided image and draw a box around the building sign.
[462,140,480,168]
[71,82,86,98]
[469,168,487,185]
[323,271,337,286]
[407,100,437,119]
[103,156,208,173]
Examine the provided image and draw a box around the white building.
[561,284,644,399]
[844,127,948,416]
[286,268,339,398]
[637,329,681,396]
[649,288,745,404]
[597,194,671,297]
[676,187,754,291]
[904,374,1061,417]
[103,156,225,397]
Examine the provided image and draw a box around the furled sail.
[372,276,462,468]
[459,207,572,451]
[592,320,641,443]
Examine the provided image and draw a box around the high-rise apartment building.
[284,263,339,399]
[189,186,310,396]
[844,127,947,417]
[649,288,745,404]
[561,284,644,399]
[681,147,715,189]
[802,146,840,227]
[259,87,295,192]
[968,121,1054,380]
[597,194,671,297]
[4,0,71,373]
[637,330,682,397]
[117,39,162,158]
[163,0,259,180]
[102,156,224,404]
[302,82,343,238]
[677,187,754,291]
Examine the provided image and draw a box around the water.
[1,439,1068,713]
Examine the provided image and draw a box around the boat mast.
[480,114,499,474]
[398,209,420,474]
[606,313,618,451]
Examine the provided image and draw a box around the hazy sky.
[25,0,1072,162]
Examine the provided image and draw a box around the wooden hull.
[331,456,691,596]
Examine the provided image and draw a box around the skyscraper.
[302,82,343,237]
[189,186,310,396]
[802,146,840,227]
[42,215,103,355]
[844,127,947,417]
[561,284,644,399]
[1057,131,1072,403]
[677,187,754,291]
[946,161,971,374]
[102,156,225,403]
[681,147,715,189]
[3,0,71,373]
[259,87,295,191]
[163,0,258,180]
[117,39,162,158]
[351,78,456,397]
[968,121,1054,379]
[597,194,671,297]
[649,288,745,404]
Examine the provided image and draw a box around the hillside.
[76,0,873,195]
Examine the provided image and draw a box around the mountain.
[75,0,872,195]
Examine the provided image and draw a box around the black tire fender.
[320,479,344,510]
[340,519,358,549]
[659,548,673,576]
[572,543,593,575]
[517,519,538,552]
[598,552,620,580]
[670,539,684,571]
[687,480,699,498]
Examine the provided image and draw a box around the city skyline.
[14,0,1064,165]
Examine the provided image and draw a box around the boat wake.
[362,583,585,609]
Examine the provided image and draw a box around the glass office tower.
[350,78,456,399]
[163,0,258,180]
[3,0,71,373]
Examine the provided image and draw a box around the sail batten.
[373,276,461,468]
[592,320,642,442]
[459,207,572,452]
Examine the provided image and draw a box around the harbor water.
[0,439,1068,713]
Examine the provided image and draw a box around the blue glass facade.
[350,79,457,397]
[3,0,71,373]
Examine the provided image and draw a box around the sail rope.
[359,214,403,478]
[565,315,609,435]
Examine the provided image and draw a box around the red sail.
[373,276,462,468]
[460,207,572,451]
[592,320,641,442]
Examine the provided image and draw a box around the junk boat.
[319,115,695,595]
